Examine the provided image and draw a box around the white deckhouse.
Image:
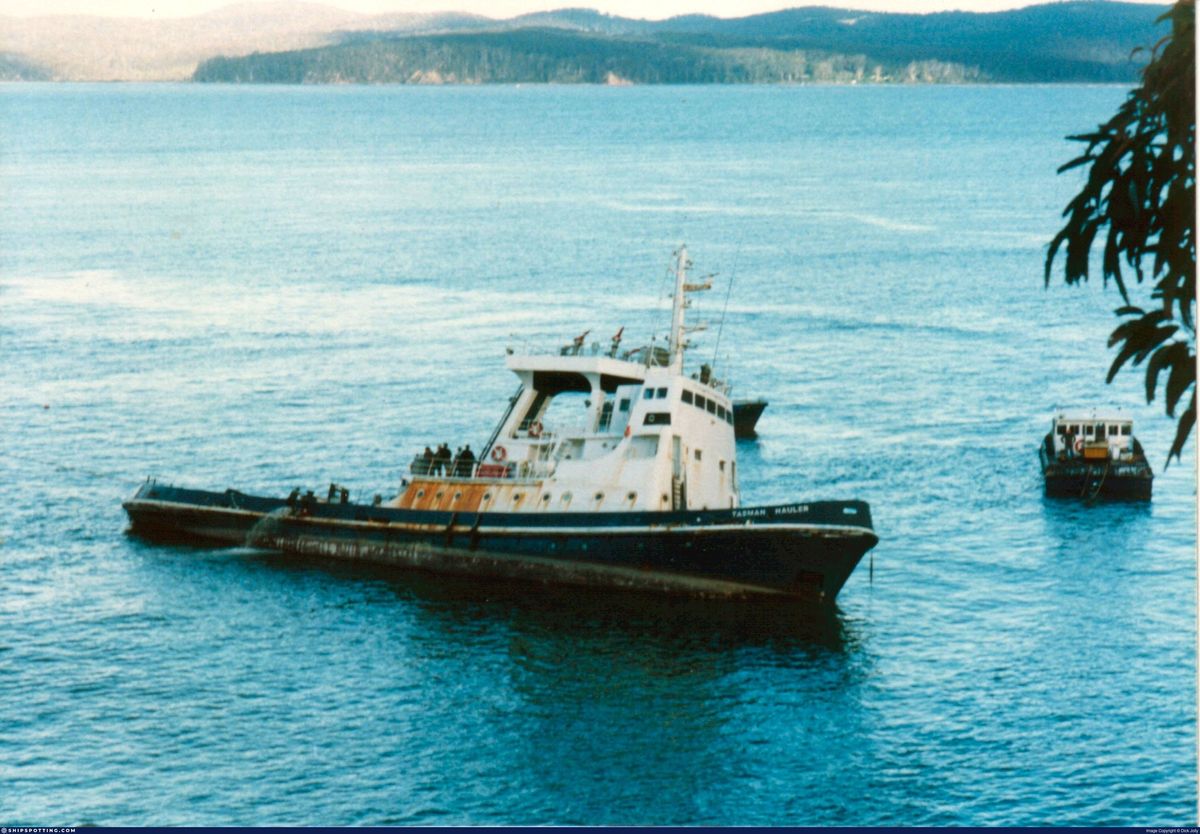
[394,246,739,514]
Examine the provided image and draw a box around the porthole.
[541,494,551,502]
[594,492,604,502]
[513,493,523,503]
[627,492,637,502]
[483,493,492,501]
[453,492,462,501]
[416,489,425,498]
[435,491,444,500]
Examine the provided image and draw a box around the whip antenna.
[711,243,741,367]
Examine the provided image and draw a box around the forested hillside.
[193,2,1165,84]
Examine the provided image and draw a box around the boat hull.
[732,399,767,439]
[124,482,877,602]
[1038,439,1153,500]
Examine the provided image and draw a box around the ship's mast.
[668,245,690,371]
[667,244,711,372]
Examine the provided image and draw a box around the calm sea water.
[1,83,1195,825]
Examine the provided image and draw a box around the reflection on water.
[251,549,857,654]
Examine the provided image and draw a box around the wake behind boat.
[124,248,878,602]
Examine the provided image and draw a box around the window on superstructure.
[619,398,630,411]
[695,395,707,411]
[656,387,668,398]
[706,400,716,414]
[682,390,694,405]
[716,405,726,420]
[1121,425,1131,436]
[1056,425,1066,435]
[643,389,654,400]
[694,449,702,461]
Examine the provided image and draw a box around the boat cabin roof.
[1053,410,1132,426]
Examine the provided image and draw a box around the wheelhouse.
[1050,411,1136,461]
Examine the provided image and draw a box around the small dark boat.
[732,399,767,439]
[1039,410,1153,500]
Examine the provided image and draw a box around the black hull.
[123,481,877,603]
[1038,438,1153,500]
[732,399,767,439]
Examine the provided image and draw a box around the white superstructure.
[394,246,740,513]
[1048,409,1137,460]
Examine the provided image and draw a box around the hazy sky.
[0,0,1171,19]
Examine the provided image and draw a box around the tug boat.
[1039,410,1153,500]
[124,248,878,602]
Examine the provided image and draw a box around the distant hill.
[0,0,1170,83]
[193,26,981,84]
[194,1,1167,85]
[0,3,486,80]
[0,51,50,80]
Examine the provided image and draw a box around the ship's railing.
[506,336,676,367]
[408,456,554,481]
[506,337,620,359]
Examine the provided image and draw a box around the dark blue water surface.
[1,83,1195,825]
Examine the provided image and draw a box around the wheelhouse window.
[681,390,694,405]
[1121,425,1131,435]
[1056,425,1066,435]
[716,405,726,420]
[706,400,716,414]
[695,395,707,411]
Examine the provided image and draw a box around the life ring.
[491,445,507,463]
[528,421,543,438]
[1073,437,1084,453]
